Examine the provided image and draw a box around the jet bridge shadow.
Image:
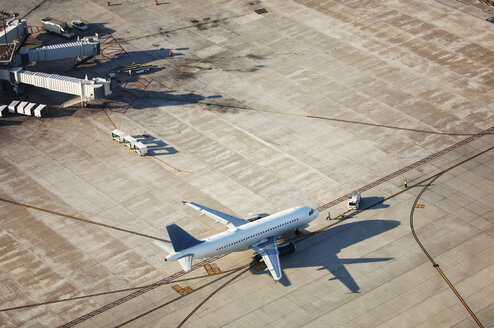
[251,219,400,292]
[123,89,209,109]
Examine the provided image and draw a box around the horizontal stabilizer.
[178,255,193,272]
[154,240,173,254]
[166,224,204,252]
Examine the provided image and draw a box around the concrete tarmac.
[0,0,493,327]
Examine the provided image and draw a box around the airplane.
[154,201,319,281]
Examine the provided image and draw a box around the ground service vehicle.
[347,192,361,210]
[71,20,88,31]
[41,19,75,38]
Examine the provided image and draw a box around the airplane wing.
[251,236,282,281]
[183,201,249,230]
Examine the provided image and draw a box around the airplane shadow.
[250,219,400,292]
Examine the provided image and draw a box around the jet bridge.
[11,36,100,66]
[2,67,111,102]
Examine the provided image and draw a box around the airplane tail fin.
[166,224,204,252]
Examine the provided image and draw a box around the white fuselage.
[167,206,318,261]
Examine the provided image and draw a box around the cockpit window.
[309,208,314,215]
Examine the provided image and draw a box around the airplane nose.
[314,210,319,218]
